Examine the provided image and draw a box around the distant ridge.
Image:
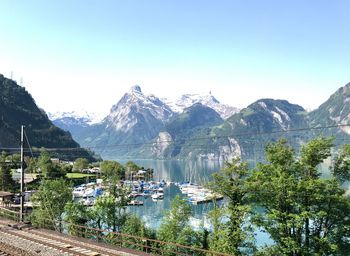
[49,82,350,160]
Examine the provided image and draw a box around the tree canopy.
[0,152,15,192]
[73,158,89,172]
[248,138,350,255]
[31,178,72,231]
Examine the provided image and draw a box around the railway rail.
[0,241,36,256]
[0,219,142,256]
[0,206,230,256]
[27,229,145,256]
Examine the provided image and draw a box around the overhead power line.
[0,123,349,152]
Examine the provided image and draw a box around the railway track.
[28,229,145,256]
[0,241,36,256]
[0,219,145,256]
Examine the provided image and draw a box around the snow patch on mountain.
[275,106,291,121]
[48,110,103,125]
[107,85,174,132]
[165,92,239,119]
[258,101,268,110]
[271,111,283,125]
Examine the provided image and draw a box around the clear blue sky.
[0,0,349,116]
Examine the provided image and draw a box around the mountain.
[174,99,309,161]
[106,85,173,132]
[177,83,350,161]
[166,103,223,138]
[226,99,307,134]
[49,110,102,126]
[165,92,239,119]
[75,85,175,158]
[50,90,238,150]
[48,82,350,161]
[0,74,95,161]
[308,83,350,136]
[138,103,224,159]
[49,110,103,140]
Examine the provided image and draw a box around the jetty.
[176,182,223,205]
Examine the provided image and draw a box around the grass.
[66,172,95,179]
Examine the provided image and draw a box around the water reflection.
[114,159,225,230]
[114,159,347,247]
[126,184,217,230]
[117,159,225,185]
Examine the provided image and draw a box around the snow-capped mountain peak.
[48,110,103,125]
[165,92,239,119]
[130,84,142,93]
[107,85,174,132]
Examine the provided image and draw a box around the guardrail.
[0,207,21,222]
[39,219,231,256]
[69,223,230,256]
[0,208,231,256]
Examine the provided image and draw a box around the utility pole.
[20,125,25,222]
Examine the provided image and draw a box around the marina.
[176,182,224,205]
[72,179,170,207]
[72,178,223,208]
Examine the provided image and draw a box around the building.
[0,191,14,207]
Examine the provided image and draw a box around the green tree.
[100,160,125,186]
[64,202,89,236]
[332,144,350,182]
[31,179,72,231]
[0,152,15,191]
[125,161,140,181]
[5,153,21,163]
[90,160,129,233]
[93,193,129,233]
[37,151,65,179]
[122,214,154,250]
[73,158,89,172]
[61,163,73,174]
[87,199,105,233]
[123,214,150,237]
[209,158,253,255]
[249,138,350,255]
[158,195,192,242]
[207,205,233,253]
[25,157,37,173]
[157,195,203,254]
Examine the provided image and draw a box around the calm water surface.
[117,159,271,246]
[118,159,224,228]
[114,159,348,247]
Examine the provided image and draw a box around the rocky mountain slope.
[49,82,350,161]
[171,83,350,161]
[51,86,239,159]
[167,99,308,161]
[50,89,238,136]
[136,103,224,159]
[0,74,94,160]
[74,85,175,158]
[308,83,350,136]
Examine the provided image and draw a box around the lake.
[117,159,224,228]
[114,159,348,247]
[118,159,225,185]
[117,159,272,246]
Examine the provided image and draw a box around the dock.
[176,183,224,205]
